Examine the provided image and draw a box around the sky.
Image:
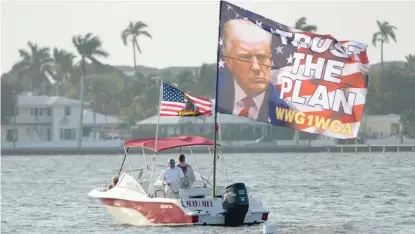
[1,0,414,74]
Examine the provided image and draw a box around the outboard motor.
[222,183,249,226]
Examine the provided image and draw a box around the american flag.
[217,1,369,139]
[160,83,212,117]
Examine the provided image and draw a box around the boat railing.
[116,137,228,198]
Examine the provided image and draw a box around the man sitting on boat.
[107,176,118,190]
[161,158,184,198]
[177,154,196,182]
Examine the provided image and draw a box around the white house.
[1,93,121,146]
[361,114,402,138]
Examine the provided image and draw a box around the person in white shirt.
[161,158,184,198]
[177,154,196,182]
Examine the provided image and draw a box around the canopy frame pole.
[126,151,135,179]
[187,146,205,186]
[117,147,129,178]
[141,146,149,169]
[139,146,150,182]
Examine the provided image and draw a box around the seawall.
[2,144,415,155]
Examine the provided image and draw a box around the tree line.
[1,18,415,139]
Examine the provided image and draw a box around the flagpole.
[148,77,163,196]
[218,114,222,143]
[212,0,223,198]
[154,79,163,152]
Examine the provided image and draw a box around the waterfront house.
[1,93,121,146]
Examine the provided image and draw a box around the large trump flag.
[215,0,370,139]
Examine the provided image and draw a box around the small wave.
[308,186,320,190]
[375,210,391,216]
[276,223,362,234]
[384,198,398,204]
[396,221,415,225]
[395,192,408,197]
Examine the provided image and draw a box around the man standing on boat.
[161,158,184,198]
[177,154,196,182]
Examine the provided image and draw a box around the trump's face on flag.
[222,19,272,98]
[217,15,292,125]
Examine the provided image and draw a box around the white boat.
[88,135,269,226]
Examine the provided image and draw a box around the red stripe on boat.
[100,198,197,224]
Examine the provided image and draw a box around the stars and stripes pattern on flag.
[217,1,370,139]
[160,83,212,117]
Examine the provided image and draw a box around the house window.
[31,108,40,116]
[64,107,71,116]
[47,108,52,116]
[39,108,43,116]
[60,128,75,140]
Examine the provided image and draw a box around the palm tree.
[72,33,109,147]
[372,20,397,68]
[294,17,317,32]
[12,41,55,93]
[121,21,152,75]
[405,54,415,73]
[52,48,76,95]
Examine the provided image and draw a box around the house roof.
[136,99,266,126]
[17,94,88,107]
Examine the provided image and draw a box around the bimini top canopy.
[123,135,214,153]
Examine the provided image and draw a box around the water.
[2,152,415,234]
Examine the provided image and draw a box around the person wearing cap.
[177,154,196,182]
[161,158,184,198]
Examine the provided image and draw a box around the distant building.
[1,93,121,145]
[361,114,402,138]
[135,99,288,141]
[83,109,123,140]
